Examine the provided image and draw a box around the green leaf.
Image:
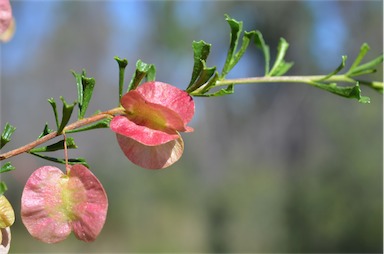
[311,81,370,103]
[29,137,77,153]
[254,30,271,75]
[316,56,347,82]
[146,64,156,82]
[349,43,370,71]
[195,84,234,97]
[38,123,54,139]
[0,181,7,195]
[347,54,383,77]
[269,38,292,76]
[128,60,155,92]
[0,162,15,173]
[186,60,216,93]
[221,14,243,78]
[72,70,96,119]
[1,123,16,149]
[48,98,59,129]
[114,56,128,101]
[65,118,111,133]
[187,40,212,89]
[57,97,76,134]
[29,152,89,168]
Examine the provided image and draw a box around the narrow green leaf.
[231,31,256,71]
[29,137,77,153]
[146,64,156,82]
[349,43,370,71]
[186,60,216,93]
[128,60,155,91]
[0,181,7,195]
[80,76,95,119]
[72,70,84,117]
[195,84,234,97]
[37,123,53,139]
[114,56,128,101]
[1,123,16,149]
[347,54,383,77]
[29,152,89,168]
[187,40,212,89]
[316,56,347,82]
[65,118,111,133]
[0,162,15,173]
[271,61,294,76]
[48,98,59,129]
[200,72,220,94]
[72,70,96,119]
[310,81,370,103]
[254,30,271,75]
[269,38,290,76]
[57,97,76,134]
[221,14,242,78]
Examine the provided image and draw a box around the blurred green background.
[1,1,382,253]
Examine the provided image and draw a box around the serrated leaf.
[29,152,89,168]
[187,40,212,89]
[1,123,16,149]
[65,118,111,134]
[29,137,77,153]
[114,56,128,100]
[48,98,59,129]
[128,60,156,92]
[254,30,271,75]
[269,37,290,76]
[311,81,370,103]
[1,162,15,173]
[57,97,76,134]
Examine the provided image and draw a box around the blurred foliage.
[1,1,382,253]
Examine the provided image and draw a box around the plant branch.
[0,107,125,161]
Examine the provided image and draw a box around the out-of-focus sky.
[1,1,382,253]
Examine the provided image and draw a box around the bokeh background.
[1,1,382,253]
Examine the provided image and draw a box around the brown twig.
[0,107,124,161]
